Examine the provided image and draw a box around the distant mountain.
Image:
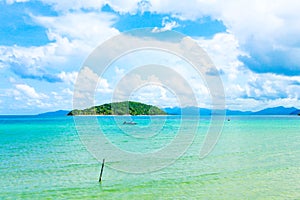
[290,110,300,115]
[68,101,166,116]
[163,106,300,115]
[163,107,211,115]
[164,107,251,115]
[252,106,299,115]
[226,110,253,115]
[37,110,69,117]
[163,107,181,115]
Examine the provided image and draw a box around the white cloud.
[73,66,100,108]
[8,83,53,109]
[225,72,300,110]
[4,83,74,112]
[32,12,119,47]
[0,42,71,82]
[111,66,199,107]
[51,91,63,100]
[106,0,141,14]
[2,0,300,112]
[97,78,113,94]
[115,66,125,77]
[0,10,120,84]
[62,88,73,96]
[145,0,300,38]
[197,33,246,80]
[148,0,215,20]
[7,0,299,76]
[149,0,300,75]
[58,71,78,84]
[152,16,179,33]
[39,0,144,14]
[131,85,180,108]
[76,66,99,91]
[37,0,106,12]
[0,44,58,68]
[36,0,140,14]
[15,84,48,99]
[6,0,29,4]
[195,30,300,110]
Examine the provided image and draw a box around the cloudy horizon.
[1,0,300,114]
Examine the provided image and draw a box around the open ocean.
[0,115,299,199]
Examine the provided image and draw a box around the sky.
[0,0,300,114]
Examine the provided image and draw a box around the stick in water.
[99,159,105,182]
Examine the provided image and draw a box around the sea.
[0,115,299,199]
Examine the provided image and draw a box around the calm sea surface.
[0,115,299,199]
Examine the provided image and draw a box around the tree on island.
[67,101,166,116]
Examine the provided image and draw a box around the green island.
[67,101,166,116]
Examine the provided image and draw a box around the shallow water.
[0,115,299,199]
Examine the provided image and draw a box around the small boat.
[123,121,137,125]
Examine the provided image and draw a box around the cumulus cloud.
[57,71,78,84]
[195,30,300,110]
[115,66,125,77]
[5,0,29,4]
[97,78,113,94]
[37,0,106,12]
[84,0,300,76]
[0,1,121,113]
[130,85,180,108]
[224,71,300,110]
[2,0,300,112]
[73,66,113,109]
[15,84,48,99]
[0,9,119,85]
[5,0,300,77]
[111,65,199,107]
[105,0,141,14]
[149,0,300,76]
[0,45,78,83]
[3,82,74,113]
[152,16,179,32]
[62,88,73,95]
[32,11,119,47]
[197,33,246,80]
[10,63,62,83]
[0,42,68,83]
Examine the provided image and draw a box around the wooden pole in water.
[99,159,105,182]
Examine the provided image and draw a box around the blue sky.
[0,0,300,114]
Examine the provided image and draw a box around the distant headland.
[67,101,166,116]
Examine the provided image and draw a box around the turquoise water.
[0,115,299,199]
